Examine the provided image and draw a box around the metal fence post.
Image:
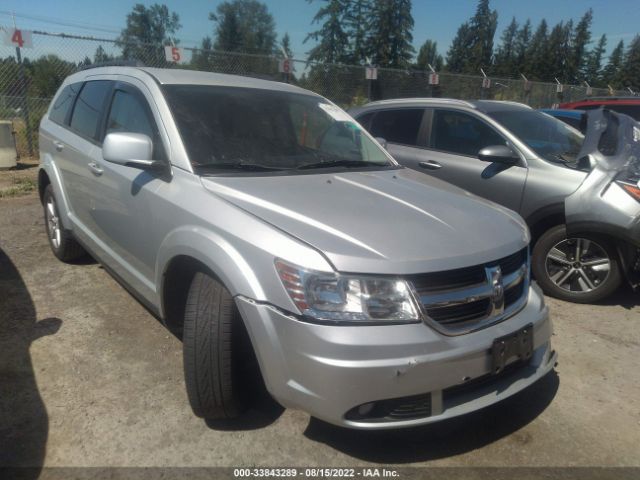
[15,44,33,157]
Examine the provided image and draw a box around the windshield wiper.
[196,162,287,173]
[297,159,389,170]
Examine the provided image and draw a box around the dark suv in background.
[350,99,640,303]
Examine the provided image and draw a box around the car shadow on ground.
[596,286,639,309]
[0,247,61,478]
[303,370,559,463]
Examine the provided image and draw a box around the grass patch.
[0,178,37,198]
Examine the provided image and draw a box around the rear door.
[56,80,114,235]
[420,108,528,212]
[367,108,429,172]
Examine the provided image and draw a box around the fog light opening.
[358,402,375,416]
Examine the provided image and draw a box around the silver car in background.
[38,67,555,429]
[350,99,640,303]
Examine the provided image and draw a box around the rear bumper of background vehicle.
[235,284,555,430]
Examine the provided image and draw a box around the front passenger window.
[105,89,165,160]
[431,110,506,156]
[369,109,424,146]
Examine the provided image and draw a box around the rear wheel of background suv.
[532,224,622,303]
[43,185,86,262]
[182,271,257,419]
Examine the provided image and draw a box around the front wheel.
[532,224,621,303]
[43,185,86,262]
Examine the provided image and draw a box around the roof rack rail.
[79,59,146,71]
[366,98,477,108]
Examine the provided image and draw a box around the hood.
[201,168,529,274]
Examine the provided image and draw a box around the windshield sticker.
[319,103,353,123]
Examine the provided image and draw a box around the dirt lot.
[1,192,639,474]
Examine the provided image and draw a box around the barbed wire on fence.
[0,28,631,157]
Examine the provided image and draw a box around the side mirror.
[375,137,388,149]
[477,145,520,165]
[103,132,162,169]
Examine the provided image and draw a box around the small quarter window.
[49,83,81,125]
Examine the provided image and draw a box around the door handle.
[419,160,442,170]
[53,141,64,152]
[87,162,103,176]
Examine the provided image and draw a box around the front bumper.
[235,283,555,430]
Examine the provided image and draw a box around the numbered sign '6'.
[164,46,184,63]
[2,28,33,49]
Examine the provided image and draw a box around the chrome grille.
[409,248,530,334]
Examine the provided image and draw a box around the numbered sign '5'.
[3,28,33,48]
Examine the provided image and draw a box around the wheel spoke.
[548,248,572,265]
[47,201,55,217]
[574,238,581,261]
[551,268,574,286]
[578,269,596,291]
[582,258,609,267]
[55,227,61,248]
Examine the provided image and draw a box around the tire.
[532,224,622,303]
[183,272,253,419]
[43,184,86,262]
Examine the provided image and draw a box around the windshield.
[163,85,393,174]
[488,109,585,164]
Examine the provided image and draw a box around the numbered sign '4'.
[3,28,33,48]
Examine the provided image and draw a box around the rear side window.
[369,109,424,146]
[606,105,640,121]
[431,110,505,156]
[70,80,112,141]
[49,83,81,125]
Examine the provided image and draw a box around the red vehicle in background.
[559,97,640,120]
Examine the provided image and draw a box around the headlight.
[275,259,420,323]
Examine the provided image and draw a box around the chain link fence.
[0,28,628,158]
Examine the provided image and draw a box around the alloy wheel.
[545,237,611,293]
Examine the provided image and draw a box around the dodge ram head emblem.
[486,265,505,315]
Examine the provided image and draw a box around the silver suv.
[350,99,640,303]
[39,67,555,429]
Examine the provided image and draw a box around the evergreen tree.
[210,0,277,54]
[569,9,593,82]
[416,40,443,71]
[304,0,350,64]
[190,37,215,71]
[514,19,531,71]
[584,34,606,86]
[367,0,415,68]
[493,17,518,76]
[345,0,372,64]
[524,19,548,78]
[602,40,624,88]
[620,35,640,91]
[545,20,573,82]
[117,3,181,65]
[445,22,472,73]
[93,45,114,64]
[445,0,497,74]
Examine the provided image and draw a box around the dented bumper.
[235,284,554,430]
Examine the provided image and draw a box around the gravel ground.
[1,192,639,474]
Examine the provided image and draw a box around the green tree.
[190,36,215,71]
[446,22,472,72]
[620,35,640,91]
[345,0,372,64]
[117,3,181,65]
[602,40,624,88]
[584,34,606,86]
[493,17,519,76]
[445,0,497,74]
[524,19,548,78]
[93,45,114,64]
[416,39,443,71]
[514,19,532,69]
[569,9,593,82]
[26,55,76,98]
[210,0,277,54]
[305,0,350,64]
[545,20,573,82]
[367,0,415,68]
